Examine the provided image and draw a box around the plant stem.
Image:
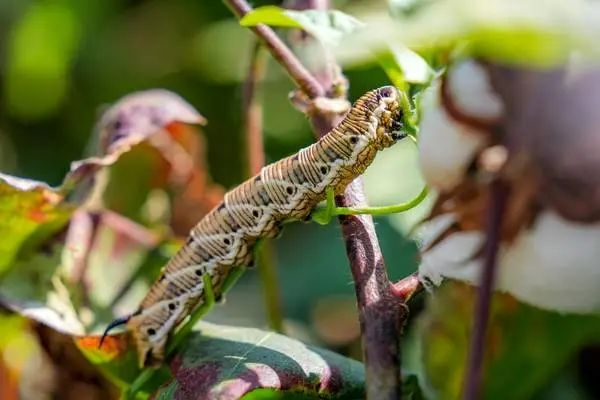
[332,187,429,217]
[242,41,268,177]
[256,241,284,333]
[290,0,405,397]
[224,0,324,99]
[241,40,284,333]
[391,272,423,301]
[462,179,508,400]
[336,180,406,400]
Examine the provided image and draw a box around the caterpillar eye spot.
[349,136,358,145]
[252,210,260,218]
[320,166,329,174]
[147,328,156,336]
[168,303,176,311]
[223,238,231,245]
[195,269,203,276]
[286,186,295,195]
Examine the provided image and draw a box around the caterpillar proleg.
[101,85,406,368]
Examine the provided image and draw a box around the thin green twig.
[256,241,284,332]
[332,186,429,217]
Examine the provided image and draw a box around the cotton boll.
[417,213,484,288]
[417,60,503,192]
[418,211,600,314]
[446,60,504,119]
[417,95,486,191]
[498,212,600,314]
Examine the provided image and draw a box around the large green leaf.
[151,322,366,399]
[418,280,600,399]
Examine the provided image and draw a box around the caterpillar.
[100,85,406,368]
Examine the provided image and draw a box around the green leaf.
[240,6,365,47]
[418,280,600,399]
[377,45,434,85]
[0,173,75,275]
[240,6,304,29]
[151,321,366,399]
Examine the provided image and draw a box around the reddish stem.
[241,41,268,176]
[336,181,406,399]
[391,272,423,300]
[462,179,508,400]
[224,0,324,99]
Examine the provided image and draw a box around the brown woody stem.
[224,0,324,99]
[292,1,404,397]
[225,0,406,397]
[336,181,406,399]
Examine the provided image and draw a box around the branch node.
[391,273,423,301]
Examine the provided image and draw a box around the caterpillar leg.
[310,187,338,225]
[311,186,429,225]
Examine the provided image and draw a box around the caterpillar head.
[331,85,405,169]
[369,86,406,149]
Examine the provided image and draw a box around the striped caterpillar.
[101,85,406,368]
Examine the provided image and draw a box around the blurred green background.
[0,0,428,358]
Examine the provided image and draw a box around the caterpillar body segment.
[103,86,406,368]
